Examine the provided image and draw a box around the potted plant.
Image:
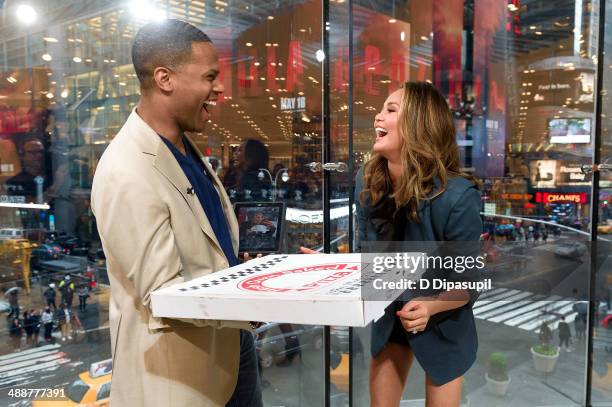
[485,352,511,396]
[531,321,560,372]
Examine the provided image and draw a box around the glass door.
[343,0,607,405]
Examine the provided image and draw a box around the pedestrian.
[559,316,572,351]
[575,315,586,342]
[44,283,57,310]
[23,310,34,347]
[30,309,41,347]
[56,303,72,341]
[77,285,89,311]
[89,277,97,292]
[41,306,54,342]
[527,226,534,241]
[58,276,75,309]
[539,321,553,345]
[7,289,20,320]
[9,317,23,352]
[70,311,82,339]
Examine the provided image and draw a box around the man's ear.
[152,67,174,92]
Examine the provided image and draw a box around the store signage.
[559,166,587,181]
[0,107,33,134]
[280,96,306,111]
[0,195,26,204]
[537,83,571,91]
[535,192,587,204]
[235,39,410,98]
[500,193,533,201]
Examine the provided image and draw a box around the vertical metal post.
[322,1,331,406]
[586,0,606,405]
[347,0,355,406]
[462,0,474,169]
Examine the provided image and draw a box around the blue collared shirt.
[160,135,238,267]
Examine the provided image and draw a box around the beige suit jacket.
[91,109,250,407]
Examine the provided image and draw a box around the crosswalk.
[474,287,580,332]
[0,343,70,388]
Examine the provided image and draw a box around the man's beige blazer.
[91,109,250,406]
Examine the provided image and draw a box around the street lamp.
[258,168,290,201]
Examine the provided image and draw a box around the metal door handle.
[581,164,612,174]
[306,162,348,173]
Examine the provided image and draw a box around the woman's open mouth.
[375,127,388,138]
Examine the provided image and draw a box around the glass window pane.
[351,0,598,405]
[0,1,325,406]
[593,0,612,404]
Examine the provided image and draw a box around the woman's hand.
[241,252,263,263]
[396,297,437,334]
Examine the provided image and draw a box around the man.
[558,316,572,351]
[43,283,57,310]
[242,212,277,236]
[6,138,47,203]
[58,275,75,309]
[91,20,261,406]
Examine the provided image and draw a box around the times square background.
[0,0,611,405]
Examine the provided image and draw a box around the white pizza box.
[151,253,402,327]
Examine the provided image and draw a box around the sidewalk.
[0,278,109,356]
[467,338,612,406]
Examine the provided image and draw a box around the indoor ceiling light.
[16,4,37,25]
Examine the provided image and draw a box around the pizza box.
[151,253,402,327]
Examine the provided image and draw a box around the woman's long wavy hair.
[360,81,473,221]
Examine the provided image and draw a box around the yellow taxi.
[32,360,112,406]
[598,223,612,234]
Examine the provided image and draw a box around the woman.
[356,82,482,406]
[41,306,54,342]
[56,303,72,341]
[227,139,272,201]
[9,317,23,352]
[23,310,33,347]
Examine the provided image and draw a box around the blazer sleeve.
[442,185,483,306]
[92,168,250,332]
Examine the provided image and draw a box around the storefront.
[0,0,611,405]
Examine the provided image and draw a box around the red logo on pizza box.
[238,263,359,293]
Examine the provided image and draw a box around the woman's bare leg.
[425,375,463,407]
[370,343,413,407]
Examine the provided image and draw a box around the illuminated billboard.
[548,118,591,144]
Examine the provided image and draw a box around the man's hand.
[396,298,437,334]
[299,247,319,254]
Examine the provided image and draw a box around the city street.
[0,280,111,406]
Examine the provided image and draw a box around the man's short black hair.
[131,19,212,89]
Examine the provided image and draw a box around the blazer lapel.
[153,141,223,254]
[183,135,239,253]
